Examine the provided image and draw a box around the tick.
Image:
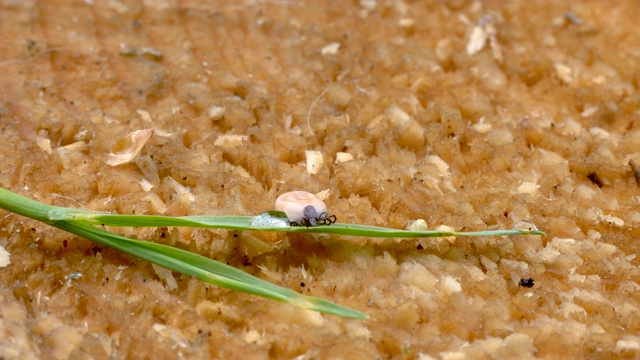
[275,191,337,227]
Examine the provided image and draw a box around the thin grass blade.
[71,213,545,237]
[52,221,368,319]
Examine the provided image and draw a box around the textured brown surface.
[1,0,640,358]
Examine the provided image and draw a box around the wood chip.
[107,129,154,166]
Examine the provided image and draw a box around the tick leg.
[289,211,334,227]
[316,214,336,225]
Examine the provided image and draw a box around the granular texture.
[1,1,640,358]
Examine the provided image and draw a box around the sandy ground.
[1,0,640,358]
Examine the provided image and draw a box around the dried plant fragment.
[485,19,503,63]
[120,47,163,60]
[554,63,573,83]
[600,214,624,227]
[466,24,488,56]
[385,104,425,150]
[166,176,195,203]
[406,219,428,231]
[472,117,492,133]
[305,150,324,175]
[0,245,10,267]
[35,136,52,154]
[466,16,502,63]
[335,152,354,164]
[321,42,341,56]
[208,105,226,121]
[136,109,153,123]
[152,263,178,290]
[517,181,540,195]
[214,134,248,148]
[107,129,154,166]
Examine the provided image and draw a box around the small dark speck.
[564,12,582,25]
[587,171,604,188]
[63,240,68,248]
[416,244,424,250]
[300,282,305,287]
[160,232,166,238]
[182,177,187,180]
[519,277,534,288]
[233,233,239,238]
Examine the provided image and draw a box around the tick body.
[275,191,337,227]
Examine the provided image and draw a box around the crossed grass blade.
[0,186,545,319]
[0,187,368,319]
